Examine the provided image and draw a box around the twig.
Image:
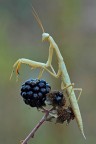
[21,109,51,144]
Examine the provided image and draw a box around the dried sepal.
[56,107,75,124]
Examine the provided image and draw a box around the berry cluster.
[56,107,75,124]
[20,79,51,108]
[46,91,66,107]
[20,78,75,124]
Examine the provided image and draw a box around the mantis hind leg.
[61,82,82,102]
[61,82,74,90]
[73,88,82,102]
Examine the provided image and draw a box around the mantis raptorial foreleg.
[50,64,56,75]
[10,57,61,80]
[10,58,45,79]
[38,68,45,79]
[44,67,61,78]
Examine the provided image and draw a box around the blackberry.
[20,79,51,108]
[56,107,75,124]
[46,91,66,107]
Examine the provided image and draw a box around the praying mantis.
[10,7,86,139]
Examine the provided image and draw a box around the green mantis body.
[42,33,86,139]
[11,8,86,139]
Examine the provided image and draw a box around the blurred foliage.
[0,0,96,144]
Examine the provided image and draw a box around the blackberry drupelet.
[46,91,66,107]
[20,79,51,108]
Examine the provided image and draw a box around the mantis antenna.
[32,6,45,33]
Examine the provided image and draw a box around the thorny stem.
[21,108,52,144]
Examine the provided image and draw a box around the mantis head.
[42,33,49,41]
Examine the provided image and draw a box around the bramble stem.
[21,109,50,144]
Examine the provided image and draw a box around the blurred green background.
[0,0,96,144]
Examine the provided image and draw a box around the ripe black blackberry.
[46,91,66,107]
[20,79,51,108]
